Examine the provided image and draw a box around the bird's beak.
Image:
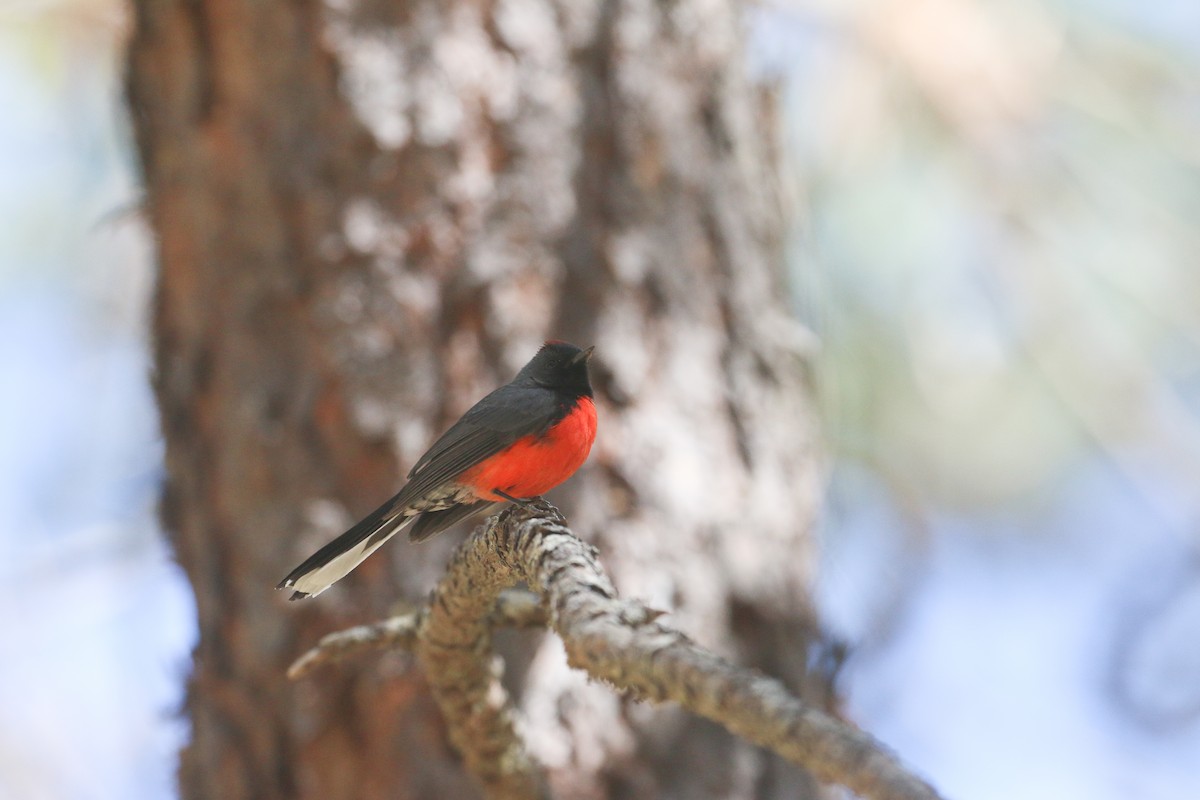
[571,345,595,365]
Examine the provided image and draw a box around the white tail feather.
[287,527,401,597]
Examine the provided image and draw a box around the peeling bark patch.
[341,197,409,259]
[323,22,411,149]
[324,1,524,150]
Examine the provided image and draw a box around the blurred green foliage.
[781,0,1200,519]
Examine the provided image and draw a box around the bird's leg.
[493,490,563,522]
[493,489,537,509]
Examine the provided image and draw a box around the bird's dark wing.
[407,501,500,543]
[395,383,562,505]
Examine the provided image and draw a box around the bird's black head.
[515,341,595,397]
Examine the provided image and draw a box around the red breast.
[458,397,597,501]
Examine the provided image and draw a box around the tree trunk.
[126,0,822,797]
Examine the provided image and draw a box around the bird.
[278,341,597,599]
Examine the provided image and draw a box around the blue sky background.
[2,1,1198,798]
[0,6,192,798]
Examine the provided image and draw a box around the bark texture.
[127,0,822,797]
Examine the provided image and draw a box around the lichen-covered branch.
[290,505,941,800]
[287,591,546,679]
[415,540,547,800]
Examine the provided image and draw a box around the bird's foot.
[493,489,536,508]
[494,491,562,521]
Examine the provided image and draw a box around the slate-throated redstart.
[278,341,597,599]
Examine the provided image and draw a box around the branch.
[287,590,546,679]
[290,504,942,800]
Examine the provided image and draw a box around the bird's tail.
[407,501,499,542]
[278,502,411,600]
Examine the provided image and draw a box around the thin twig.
[287,590,546,679]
